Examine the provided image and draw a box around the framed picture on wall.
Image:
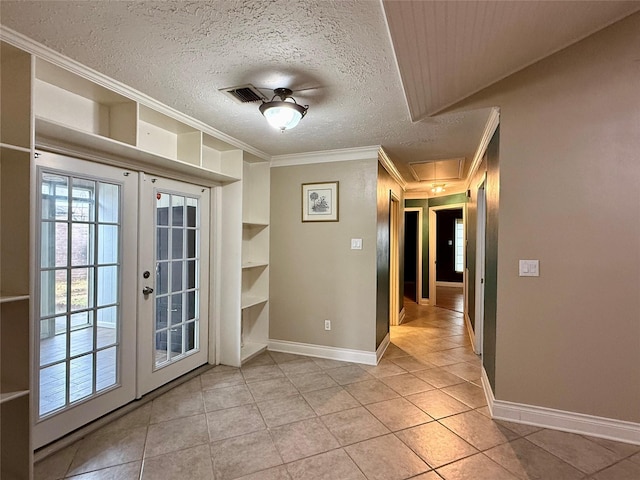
[302,181,339,222]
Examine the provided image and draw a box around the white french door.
[34,155,212,447]
[137,174,210,396]
[34,152,138,448]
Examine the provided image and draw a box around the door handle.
[142,286,154,295]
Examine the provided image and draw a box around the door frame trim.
[389,192,401,326]
[474,175,487,355]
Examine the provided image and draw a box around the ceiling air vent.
[220,84,266,104]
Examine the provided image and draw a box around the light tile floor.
[35,302,640,480]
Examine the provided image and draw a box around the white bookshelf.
[1,41,33,480]
[0,35,272,470]
[240,162,270,363]
[33,57,243,185]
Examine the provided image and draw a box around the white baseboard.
[419,298,430,306]
[464,312,477,353]
[376,333,390,364]
[481,367,640,445]
[436,281,464,288]
[481,366,496,418]
[268,339,378,366]
[398,308,406,325]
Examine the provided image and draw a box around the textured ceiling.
[1,1,637,194]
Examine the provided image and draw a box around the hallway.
[35,303,640,480]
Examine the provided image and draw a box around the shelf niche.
[35,58,137,146]
[138,105,201,165]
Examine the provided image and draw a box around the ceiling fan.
[220,84,322,132]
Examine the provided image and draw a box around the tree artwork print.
[302,182,339,222]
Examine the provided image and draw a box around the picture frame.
[301,181,339,222]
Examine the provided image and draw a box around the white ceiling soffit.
[409,158,464,183]
[383,0,640,120]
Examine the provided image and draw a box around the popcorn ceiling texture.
[1,0,489,188]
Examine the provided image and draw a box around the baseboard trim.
[419,298,430,306]
[268,339,378,366]
[376,333,390,364]
[436,281,464,288]
[481,367,640,445]
[398,308,406,325]
[464,312,477,353]
[481,366,496,417]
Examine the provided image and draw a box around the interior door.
[34,152,138,448]
[137,174,210,396]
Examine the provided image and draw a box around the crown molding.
[0,27,270,162]
[465,107,500,189]
[378,148,407,189]
[270,145,381,168]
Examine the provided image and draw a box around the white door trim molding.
[389,192,401,326]
[474,174,487,355]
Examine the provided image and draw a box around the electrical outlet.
[324,320,331,331]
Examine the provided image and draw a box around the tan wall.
[449,13,640,422]
[270,159,379,352]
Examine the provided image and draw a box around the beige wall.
[449,13,640,422]
[270,159,379,352]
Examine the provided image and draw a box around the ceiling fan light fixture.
[259,88,308,132]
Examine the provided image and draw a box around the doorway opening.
[429,203,465,312]
[403,208,422,304]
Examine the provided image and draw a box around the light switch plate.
[351,238,363,250]
[519,259,539,277]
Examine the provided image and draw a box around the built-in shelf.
[0,387,29,405]
[36,117,240,185]
[241,294,269,310]
[242,262,269,270]
[242,221,269,228]
[138,104,200,165]
[241,342,268,363]
[0,143,30,154]
[1,40,32,480]
[0,295,29,304]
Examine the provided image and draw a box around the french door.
[34,152,138,448]
[35,154,211,446]
[137,174,210,396]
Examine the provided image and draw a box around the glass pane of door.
[38,172,122,417]
[154,192,200,368]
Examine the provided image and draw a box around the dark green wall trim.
[430,193,467,207]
